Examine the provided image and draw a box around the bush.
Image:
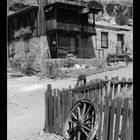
[65,54,76,68]
[14,26,32,40]
[9,55,41,76]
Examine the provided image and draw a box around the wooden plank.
[121,98,129,140]
[120,77,127,93]
[102,97,110,140]
[60,91,64,135]
[108,99,115,140]
[125,110,133,140]
[60,91,65,134]
[130,111,133,140]
[98,98,103,140]
[114,98,123,140]
[53,89,57,133]
[65,91,70,122]
[105,76,109,98]
[57,89,61,135]
[114,76,119,97]
[72,91,77,106]
[109,77,115,99]
[55,90,59,134]
[48,84,53,133]
[69,86,73,110]
[44,85,50,132]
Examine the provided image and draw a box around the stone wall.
[92,27,133,58]
[9,36,50,73]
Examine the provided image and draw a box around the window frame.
[101,32,108,49]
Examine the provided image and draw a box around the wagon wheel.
[63,99,101,140]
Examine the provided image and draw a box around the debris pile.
[53,61,127,79]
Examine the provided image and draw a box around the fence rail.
[44,76,133,140]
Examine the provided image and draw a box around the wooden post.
[108,53,110,66]
[121,98,129,140]
[125,54,128,66]
[44,84,52,132]
[102,97,110,140]
[56,33,59,58]
[114,98,123,140]
[108,99,115,140]
[78,34,82,58]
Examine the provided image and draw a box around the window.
[101,32,108,48]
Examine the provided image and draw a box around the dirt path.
[7,63,133,140]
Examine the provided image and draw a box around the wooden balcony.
[46,0,87,7]
[46,19,96,34]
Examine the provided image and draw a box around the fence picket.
[114,76,119,97]
[108,99,115,140]
[57,89,61,135]
[114,98,123,140]
[44,85,49,132]
[98,99,103,140]
[102,97,110,140]
[121,98,129,140]
[48,85,53,133]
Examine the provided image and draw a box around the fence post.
[102,97,110,140]
[108,53,110,66]
[44,84,52,133]
[108,99,115,140]
[105,76,109,97]
[121,98,129,140]
[114,98,123,140]
[125,54,128,66]
[114,76,119,97]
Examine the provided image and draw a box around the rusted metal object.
[63,99,101,140]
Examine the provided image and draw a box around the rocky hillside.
[94,0,133,25]
[8,0,133,25]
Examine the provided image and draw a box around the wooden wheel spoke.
[77,106,81,120]
[81,128,90,137]
[82,126,91,132]
[72,112,78,120]
[68,120,75,124]
[84,106,91,119]
[83,122,95,126]
[73,136,76,140]
[67,126,76,133]
[78,131,81,140]
[84,113,95,123]
[82,103,86,119]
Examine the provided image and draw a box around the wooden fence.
[44,76,133,140]
[106,53,132,66]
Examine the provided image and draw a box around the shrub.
[14,26,32,40]
[65,54,76,68]
[9,54,41,76]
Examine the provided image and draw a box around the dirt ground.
[7,63,133,140]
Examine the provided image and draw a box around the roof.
[7,0,38,16]
[95,20,132,31]
[8,5,38,18]
[99,0,133,5]
[8,0,38,7]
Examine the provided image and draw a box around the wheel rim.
[63,99,100,140]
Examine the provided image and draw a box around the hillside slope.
[8,0,133,25]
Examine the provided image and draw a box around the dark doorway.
[117,34,124,54]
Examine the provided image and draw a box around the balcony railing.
[46,19,96,34]
[46,0,87,7]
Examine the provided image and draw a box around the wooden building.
[8,0,103,59]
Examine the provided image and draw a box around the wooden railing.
[46,0,87,7]
[44,76,133,140]
[46,19,96,34]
